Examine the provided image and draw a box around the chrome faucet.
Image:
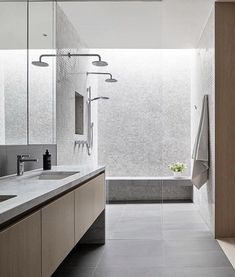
[17,154,38,176]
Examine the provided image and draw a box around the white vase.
[173,172,182,178]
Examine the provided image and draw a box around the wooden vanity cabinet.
[94,173,105,216]
[0,172,105,277]
[0,211,41,277]
[42,191,75,277]
[75,173,105,243]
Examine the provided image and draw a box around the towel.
[192,95,209,189]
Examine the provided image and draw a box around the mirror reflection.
[0,2,27,145]
[28,1,56,144]
[0,1,56,145]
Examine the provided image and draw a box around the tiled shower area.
[96,49,193,204]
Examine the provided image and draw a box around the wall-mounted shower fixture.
[87,72,118,83]
[32,52,108,67]
[75,86,109,155]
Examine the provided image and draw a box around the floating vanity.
[0,165,105,277]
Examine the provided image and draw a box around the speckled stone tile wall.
[107,179,192,203]
[191,10,215,233]
[56,4,98,166]
[95,49,192,177]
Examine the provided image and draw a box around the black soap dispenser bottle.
[43,149,51,170]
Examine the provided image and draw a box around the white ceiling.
[59,0,214,49]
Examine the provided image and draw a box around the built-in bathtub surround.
[96,49,192,177]
[191,10,215,233]
[107,177,192,203]
[56,4,98,167]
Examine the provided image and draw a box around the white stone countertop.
[0,165,105,226]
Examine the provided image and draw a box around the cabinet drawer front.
[42,191,75,277]
[75,173,105,243]
[0,211,41,277]
[75,178,95,242]
[94,173,105,219]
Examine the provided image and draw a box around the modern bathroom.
[1,1,235,277]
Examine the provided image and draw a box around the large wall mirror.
[0,2,28,145]
[0,1,56,145]
[28,1,56,144]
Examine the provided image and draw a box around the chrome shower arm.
[87,72,112,79]
[69,53,102,61]
[39,53,102,62]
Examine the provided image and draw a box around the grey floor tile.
[106,204,125,217]
[60,245,105,268]
[93,267,166,277]
[53,266,95,277]
[54,204,235,276]
[164,239,222,252]
[160,267,235,277]
[163,211,205,224]
[163,229,213,240]
[94,266,235,277]
[163,221,209,231]
[109,217,162,240]
[163,203,197,212]
[165,250,232,268]
[124,204,162,212]
[122,209,162,218]
[98,240,164,268]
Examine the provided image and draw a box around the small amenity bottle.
[43,149,51,170]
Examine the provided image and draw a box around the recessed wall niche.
[75,92,84,135]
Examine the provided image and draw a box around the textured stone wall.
[107,179,192,203]
[56,4,98,166]
[191,10,215,233]
[96,49,192,177]
[0,50,27,145]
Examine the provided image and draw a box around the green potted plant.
[168,162,187,178]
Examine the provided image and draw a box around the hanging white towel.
[192,95,209,189]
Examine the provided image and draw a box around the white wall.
[96,49,192,177]
[191,10,215,233]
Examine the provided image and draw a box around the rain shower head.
[87,72,118,83]
[92,60,108,67]
[105,77,117,83]
[32,61,49,67]
[90,96,109,101]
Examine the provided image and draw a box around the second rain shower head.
[32,61,49,67]
[87,72,118,83]
[92,60,108,67]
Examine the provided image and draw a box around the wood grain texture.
[215,2,235,238]
[75,173,105,243]
[217,238,235,269]
[75,178,95,243]
[0,211,41,277]
[42,191,75,277]
[94,173,105,218]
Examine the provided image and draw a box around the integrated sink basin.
[0,195,17,203]
[28,171,80,180]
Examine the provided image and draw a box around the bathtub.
[106,176,193,203]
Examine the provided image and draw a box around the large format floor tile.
[54,204,235,277]
[97,240,164,268]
